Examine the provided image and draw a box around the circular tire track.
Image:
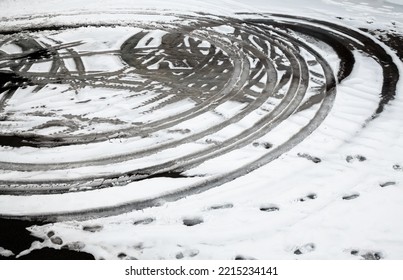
[0,12,400,221]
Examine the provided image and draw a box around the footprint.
[350,250,359,255]
[393,164,402,171]
[361,252,383,260]
[117,252,138,260]
[263,142,273,149]
[252,142,273,149]
[342,193,360,200]
[235,254,257,260]
[133,218,155,226]
[118,252,127,259]
[175,252,185,259]
[350,249,383,260]
[207,203,233,210]
[380,181,396,188]
[260,204,280,212]
[176,249,199,259]
[82,225,103,233]
[299,193,317,202]
[50,236,63,245]
[183,217,203,227]
[61,241,85,251]
[297,153,321,163]
[293,243,315,255]
[346,155,367,163]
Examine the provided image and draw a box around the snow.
[0,247,14,257]
[0,0,402,260]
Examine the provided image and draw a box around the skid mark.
[0,11,400,221]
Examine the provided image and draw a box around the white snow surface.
[0,247,14,257]
[0,0,402,260]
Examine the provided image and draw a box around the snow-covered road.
[0,0,402,260]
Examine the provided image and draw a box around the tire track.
[0,12,400,220]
